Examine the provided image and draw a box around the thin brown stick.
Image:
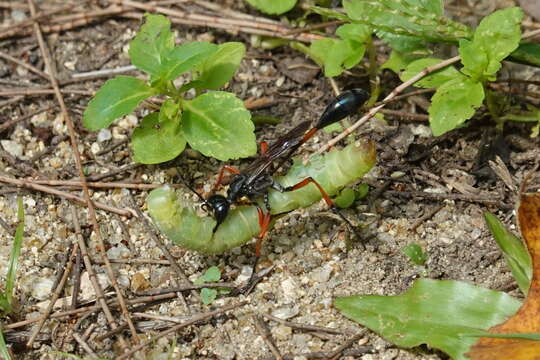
[28,134,69,163]
[0,176,136,217]
[72,331,98,359]
[0,5,129,39]
[194,0,280,24]
[0,3,79,37]
[71,247,82,310]
[253,315,283,360]
[6,291,182,330]
[317,56,461,154]
[285,20,345,35]
[31,179,178,190]
[327,331,366,360]
[410,204,445,231]
[94,138,129,156]
[0,148,44,178]
[27,0,137,347]
[0,88,94,97]
[0,96,24,109]
[26,242,79,346]
[0,49,50,80]
[116,301,248,360]
[0,105,55,134]
[261,313,350,335]
[136,282,237,296]
[379,109,429,122]
[93,258,171,265]
[69,205,128,348]
[86,163,142,182]
[384,189,512,209]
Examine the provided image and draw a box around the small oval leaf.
[196,42,245,90]
[182,91,256,161]
[83,76,156,130]
[128,14,174,76]
[131,112,186,164]
[159,41,218,81]
[245,0,297,15]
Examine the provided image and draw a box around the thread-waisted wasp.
[184,88,369,289]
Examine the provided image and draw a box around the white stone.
[1,140,23,158]
[97,128,112,142]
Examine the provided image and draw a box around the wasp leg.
[213,165,241,191]
[285,177,362,243]
[241,206,272,294]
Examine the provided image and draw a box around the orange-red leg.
[255,207,272,257]
[287,177,360,241]
[260,140,268,155]
[213,165,240,191]
[289,177,334,207]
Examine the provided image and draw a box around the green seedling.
[402,243,427,266]
[312,1,540,136]
[194,266,229,305]
[245,0,297,15]
[0,198,24,314]
[293,23,371,78]
[0,198,24,360]
[484,212,532,295]
[83,14,256,164]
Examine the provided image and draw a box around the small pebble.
[1,140,23,158]
[271,306,299,320]
[97,128,112,142]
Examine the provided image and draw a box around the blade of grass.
[0,325,11,360]
[5,198,24,312]
[484,212,532,294]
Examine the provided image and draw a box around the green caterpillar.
[147,139,376,254]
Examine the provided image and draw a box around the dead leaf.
[467,193,540,360]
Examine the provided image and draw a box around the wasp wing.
[243,121,311,182]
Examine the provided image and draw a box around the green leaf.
[245,0,297,15]
[83,76,156,130]
[131,112,186,164]
[472,7,523,77]
[335,279,522,360]
[158,99,180,123]
[158,42,218,81]
[196,42,245,90]
[310,6,351,22]
[459,39,489,81]
[310,38,365,77]
[334,187,356,208]
[380,50,420,73]
[182,91,256,161]
[201,266,221,283]
[401,58,464,88]
[428,77,484,136]
[402,243,427,265]
[376,31,430,55]
[355,183,369,200]
[343,0,471,43]
[201,288,218,305]
[336,24,371,43]
[128,14,174,76]
[484,212,532,295]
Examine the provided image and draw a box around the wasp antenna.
[176,169,208,204]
